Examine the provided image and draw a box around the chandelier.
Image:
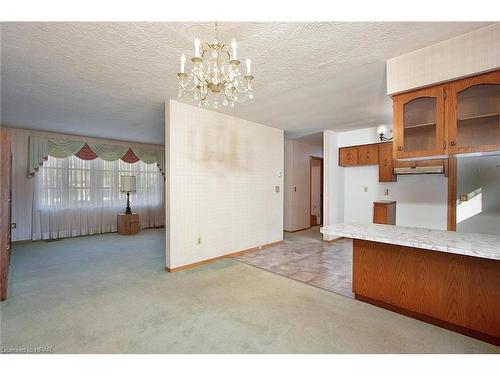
[177,22,254,108]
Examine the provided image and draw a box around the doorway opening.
[309,156,323,227]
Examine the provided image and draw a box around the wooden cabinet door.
[358,144,379,165]
[339,147,358,166]
[373,202,396,225]
[373,204,388,224]
[378,142,396,182]
[447,70,500,154]
[393,86,446,159]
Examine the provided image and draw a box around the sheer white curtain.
[32,155,165,239]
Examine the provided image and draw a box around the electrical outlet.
[384,189,389,196]
[197,236,201,245]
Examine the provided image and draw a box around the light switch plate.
[364,186,368,192]
[275,186,280,193]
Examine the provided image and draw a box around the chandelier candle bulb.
[246,58,251,76]
[180,54,186,73]
[194,38,201,58]
[231,39,237,60]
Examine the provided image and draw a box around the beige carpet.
[1,229,498,353]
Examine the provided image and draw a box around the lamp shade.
[120,175,136,192]
[377,125,388,135]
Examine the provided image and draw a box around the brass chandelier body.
[177,23,254,108]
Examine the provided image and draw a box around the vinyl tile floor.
[235,227,354,298]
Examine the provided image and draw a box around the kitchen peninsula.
[320,223,500,346]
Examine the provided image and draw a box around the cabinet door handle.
[397,146,403,151]
[443,140,447,150]
[450,140,456,147]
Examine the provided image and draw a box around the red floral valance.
[74,143,142,164]
[121,148,141,163]
[75,143,98,160]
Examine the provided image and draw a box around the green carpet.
[1,229,498,353]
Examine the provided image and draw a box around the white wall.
[323,130,344,240]
[387,23,500,95]
[283,140,322,231]
[323,127,448,234]
[166,100,284,269]
[4,127,165,241]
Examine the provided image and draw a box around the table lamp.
[120,175,136,214]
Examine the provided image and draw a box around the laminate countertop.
[320,223,500,261]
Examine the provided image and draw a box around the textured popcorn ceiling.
[0,22,492,144]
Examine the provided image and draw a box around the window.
[34,155,164,239]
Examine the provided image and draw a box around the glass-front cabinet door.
[393,86,445,159]
[447,70,500,154]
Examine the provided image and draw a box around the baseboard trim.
[165,240,283,272]
[284,226,311,233]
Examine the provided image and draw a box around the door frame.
[309,156,324,227]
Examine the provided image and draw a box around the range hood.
[393,165,445,175]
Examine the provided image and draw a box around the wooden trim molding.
[284,226,311,233]
[165,240,283,272]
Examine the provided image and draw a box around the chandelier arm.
[200,89,209,101]
[179,81,199,92]
[200,44,211,59]
[222,50,231,61]
[233,84,251,94]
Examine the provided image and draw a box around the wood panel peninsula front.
[320,223,500,346]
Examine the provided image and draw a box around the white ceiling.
[0,22,493,144]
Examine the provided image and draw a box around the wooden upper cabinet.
[339,146,358,166]
[447,70,500,155]
[378,142,396,182]
[393,86,446,159]
[358,144,379,165]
